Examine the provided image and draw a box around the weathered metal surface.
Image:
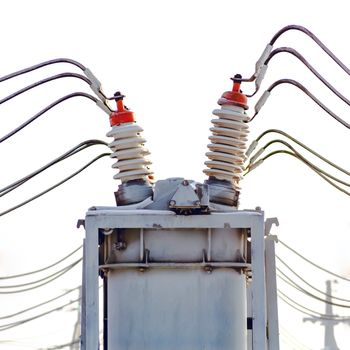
[82,208,267,350]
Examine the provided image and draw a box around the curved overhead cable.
[251,79,350,128]
[246,129,350,177]
[279,239,350,283]
[276,255,350,303]
[0,92,111,144]
[0,246,82,280]
[0,153,111,217]
[0,139,108,197]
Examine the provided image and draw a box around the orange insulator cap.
[218,74,248,110]
[109,94,135,126]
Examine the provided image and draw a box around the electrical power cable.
[278,290,349,321]
[245,149,350,197]
[279,239,350,283]
[251,79,350,128]
[0,286,80,320]
[0,139,108,197]
[247,139,350,187]
[246,129,350,177]
[0,259,81,294]
[277,268,350,309]
[0,298,80,332]
[0,258,82,289]
[264,47,350,106]
[269,25,350,76]
[235,25,350,88]
[0,152,111,218]
[0,92,112,144]
[0,58,85,83]
[0,73,91,105]
[276,255,350,303]
[0,246,82,280]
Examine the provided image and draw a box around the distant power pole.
[70,286,81,350]
[303,280,349,350]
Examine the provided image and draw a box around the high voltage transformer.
[1,23,349,350]
[81,70,280,349]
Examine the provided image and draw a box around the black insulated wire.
[264,47,350,107]
[269,25,350,77]
[0,73,92,105]
[0,153,111,217]
[250,139,350,187]
[263,79,350,128]
[245,150,350,197]
[0,58,86,83]
[0,140,108,197]
[0,92,100,144]
[254,129,350,177]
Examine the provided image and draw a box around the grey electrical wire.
[276,255,350,303]
[0,73,92,105]
[0,152,111,218]
[0,258,82,289]
[251,129,350,177]
[0,58,86,83]
[251,79,350,128]
[0,260,81,294]
[0,246,82,280]
[236,25,350,84]
[0,298,80,332]
[277,268,350,309]
[278,290,350,321]
[248,139,350,187]
[246,44,350,98]
[0,139,108,197]
[279,239,350,283]
[246,149,350,197]
[0,92,107,144]
[0,286,80,320]
[269,25,350,76]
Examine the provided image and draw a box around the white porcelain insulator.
[203,105,250,189]
[107,123,153,183]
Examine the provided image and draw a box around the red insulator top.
[109,96,135,126]
[218,76,248,110]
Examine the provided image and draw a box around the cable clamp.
[254,90,270,115]
[255,44,273,76]
[84,68,107,101]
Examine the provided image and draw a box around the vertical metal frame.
[82,209,267,350]
[81,217,100,350]
[265,235,280,350]
[250,213,267,350]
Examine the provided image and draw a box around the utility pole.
[70,286,81,350]
[303,280,349,350]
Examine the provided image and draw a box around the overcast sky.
[1,1,350,349]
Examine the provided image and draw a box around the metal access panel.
[82,208,266,350]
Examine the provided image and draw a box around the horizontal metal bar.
[86,210,263,229]
[99,262,251,270]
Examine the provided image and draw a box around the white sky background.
[0,0,350,349]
